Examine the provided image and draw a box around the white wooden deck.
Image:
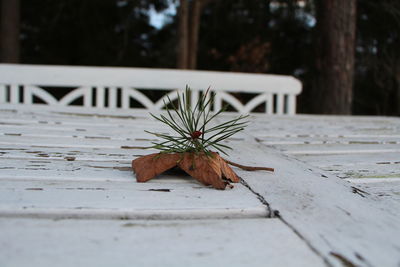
[1,104,399,267]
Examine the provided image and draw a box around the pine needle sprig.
[148,86,248,156]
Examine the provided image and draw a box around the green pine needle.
[148,86,249,156]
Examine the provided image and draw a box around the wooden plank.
[0,137,138,150]
[95,86,105,108]
[3,104,400,128]
[0,145,146,162]
[0,121,164,139]
[1,108,176,125]
[23,85,33,104]
[0,84,6,103]
[271,143,400,155]
[0,126,158,143]
[9,84,19,104]
[0,114,152,129]
[230,142,400,267]
[276,93,284,115]
[3,128,399,148]
[322,163,400,180]
[2,105,399,139]
[0,117,160,134]
[0,129,244,150]
[0,218,324,267]
[287,94,296,115]
[0,157,135,181]
[0,103,150,116]
[121,87,130,109]
[108,86,117,108]
[266,93,273,114]
[0,114,245,142]
[256,136,400,146]
[0,136,245,152]
[347,178,400,184]
[295,152,400,168]
[0,134,155,149]
[356,181,400,204]
[0,179,268,220]
[248,116,400,137]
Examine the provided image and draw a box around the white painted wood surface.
[0,178,268,220]
[0,64,301,114]
[0,218,324,267]
[230,143,400,267]
[242,113,400,266]
[1,104,400,267]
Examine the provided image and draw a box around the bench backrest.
[0,64,302,114]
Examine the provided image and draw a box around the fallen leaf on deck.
[132,153,180,182]
[132,152,240,190]
[131,87,274,190]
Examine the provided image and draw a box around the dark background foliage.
[5,0,400,115]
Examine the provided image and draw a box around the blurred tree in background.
[355,0,400,115]
[0,0,399,115]
[312,0,356,115]
[0,0,20,62]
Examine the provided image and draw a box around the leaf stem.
[224,159,275,172]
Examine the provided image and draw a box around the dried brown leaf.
[218,155,240,183]
[178,153,228,190]
[132,152,241,190]
[132,153,180,182]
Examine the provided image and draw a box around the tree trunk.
[0,0,20,63]
[177,0,215,70]
[177,0,189,69]
[313,0,357,114]
[396,60,400,116]
[188,0,202,69]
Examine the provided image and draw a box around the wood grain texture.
[0,218,324,267]
[229,142,400,267]
[0,179,268,220]
[1,104,400,266]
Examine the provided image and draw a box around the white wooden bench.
[0,64,301,115]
